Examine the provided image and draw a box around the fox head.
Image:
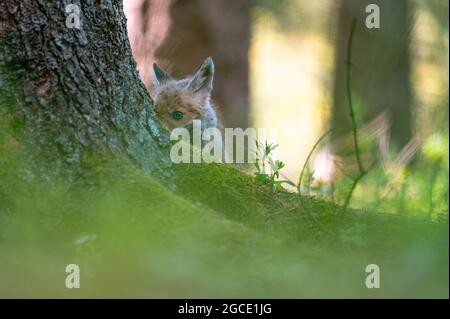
[152,57,217,130]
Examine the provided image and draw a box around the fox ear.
[153,63,172,87]
[188,57,214,94]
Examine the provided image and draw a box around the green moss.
[0,138,448,297]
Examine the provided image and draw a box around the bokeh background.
[124,0,448,216]
[0,0,447,298]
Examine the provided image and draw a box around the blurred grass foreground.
[0,117,447,298]
[0,0,448,299]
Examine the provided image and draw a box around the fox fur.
[152,57,221,131]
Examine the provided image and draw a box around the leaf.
[254,159,260,172]
[275,160,285,170]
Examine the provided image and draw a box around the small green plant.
[254,140,295,190]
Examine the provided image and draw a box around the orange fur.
[152,57,220,131]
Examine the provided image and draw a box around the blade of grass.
[297,129,332,194]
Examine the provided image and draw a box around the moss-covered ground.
[0,140,447,298]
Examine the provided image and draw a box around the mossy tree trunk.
[0,0,172,179]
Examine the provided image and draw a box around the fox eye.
[172,111,184,121]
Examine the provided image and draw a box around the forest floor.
[0,145,448,297]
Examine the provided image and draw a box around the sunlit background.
[0,0,447,299]
[124,0,448,215]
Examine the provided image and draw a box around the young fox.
[152,57,220,131]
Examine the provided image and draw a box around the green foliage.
[301,131,449,221]
[253,140,295,190]
[0,117,448,298]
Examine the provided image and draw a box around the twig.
[341,18,367,215]
[342,168,364,212]
[346,19,364,174]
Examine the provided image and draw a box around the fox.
[151,57,220,132]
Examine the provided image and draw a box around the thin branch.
[297,128,331,212]
[297,129,332,193]
[295,129,334,236]
[342,18,367,215]
[342,169,364,212]
[346,18,364,175]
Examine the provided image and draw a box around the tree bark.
[0,0,172,180]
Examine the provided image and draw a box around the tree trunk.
[0,0,172,179]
